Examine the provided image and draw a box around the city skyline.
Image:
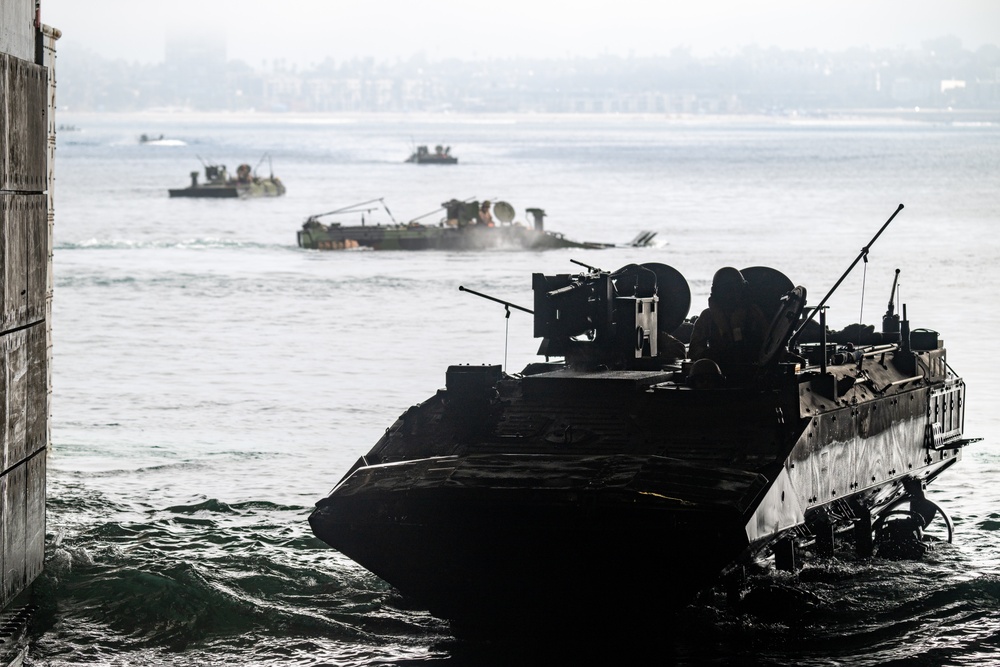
[42,0,1000,67]
[55,36,1000,114]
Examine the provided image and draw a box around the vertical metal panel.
[24,323,43,456]
[24,451,43,583]
[25,194,44,322]
[0,194,43,332]
[0,1,36,63]
[0,54,6,184]
[1,463,26,607]
[0,474,4,612]
[0,336,5,475]
[28,54,50,189]
[0,52,47,192]
[0,195,28,331]
[1,329,27,472]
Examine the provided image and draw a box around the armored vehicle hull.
[310,208,974,633]
[169,183,286,198]
[169,161,285,198]
[297,222,610,251]
[297,198,624,251]
[406,144,457,164]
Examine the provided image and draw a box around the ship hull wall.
[0,4,55,654]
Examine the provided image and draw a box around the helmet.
[710,267,747,308]
[711,267,746,294]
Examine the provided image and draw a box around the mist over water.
[34,112,1000,665]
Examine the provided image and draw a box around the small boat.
[406,144,457,164]
[308,205,977,635]
[296,198,646,251]
[140,133,186,146]
[168,157,285,198]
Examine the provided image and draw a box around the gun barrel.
[887,268,901,311]
[459,286,534,314]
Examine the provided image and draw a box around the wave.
[951,121,996,128]
[35,495,450,663]
[36,487,1000,666]
[978,517,1000,531]
[686,550,1000,667]
[55,461,205,480]
[56,238,291,251]
[55,268,444,295]
[163,498,308,515]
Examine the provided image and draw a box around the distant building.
[52,38,1000,114]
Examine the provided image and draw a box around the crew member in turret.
[688,267,768,369]
[479,200,494,227]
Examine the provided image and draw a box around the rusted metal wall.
[0,1,53,612]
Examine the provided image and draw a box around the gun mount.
[533,262,691,370]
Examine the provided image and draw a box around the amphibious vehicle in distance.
[297,197,653,251]
[406,144,457,164]
[169,158,285,198]
[309,205,975,634]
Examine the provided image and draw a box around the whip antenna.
[790,203,903,345]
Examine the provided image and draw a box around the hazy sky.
[41,0,999,66]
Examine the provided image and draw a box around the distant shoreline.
[53,108,999,126]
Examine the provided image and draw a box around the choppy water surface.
[31,112,1000,665]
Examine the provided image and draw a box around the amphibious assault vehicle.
[296,198,650,251]
[168,158,285,198]
[405,144,458,164]
[309,205,975,633]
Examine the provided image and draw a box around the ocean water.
[29,112,1000,665]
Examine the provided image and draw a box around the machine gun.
[532,262,690,370]
[882,268,902,343]
[460,261,690,371]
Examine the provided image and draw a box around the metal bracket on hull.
[925,422,982,451]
